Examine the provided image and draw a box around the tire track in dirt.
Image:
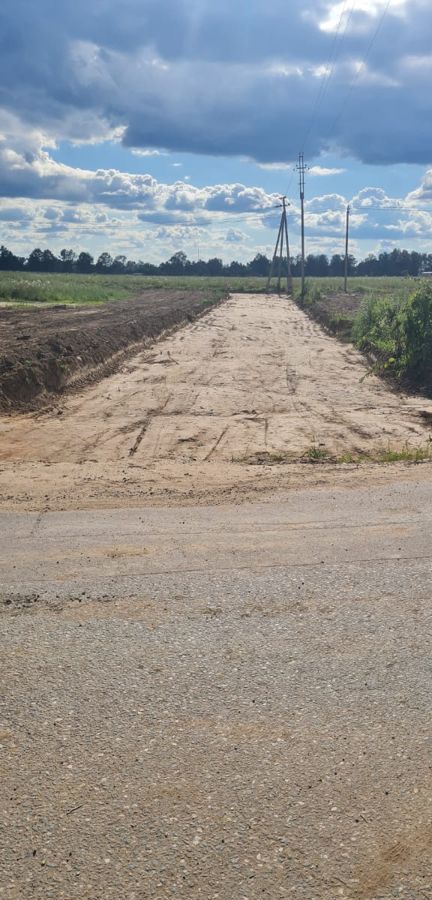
[204,425,230,461]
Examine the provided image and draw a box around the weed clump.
[304,444,328,460]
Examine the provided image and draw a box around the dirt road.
[0,293,431,511]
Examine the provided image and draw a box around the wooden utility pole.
[282,197,293,294]
[266,197,293,294]
[344,204,350,293]
[297,152,308,299]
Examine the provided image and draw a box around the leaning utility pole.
[296,152,308,299]
[282,197,293,294]
[344,204,350,293]
[266,196,293,294]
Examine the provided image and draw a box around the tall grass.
[353,280,432,386]
[352,293,405,357]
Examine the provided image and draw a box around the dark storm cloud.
[0,0,431,170]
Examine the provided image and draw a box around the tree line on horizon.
[0,245,431,278]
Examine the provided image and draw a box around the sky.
[1,0,432,263]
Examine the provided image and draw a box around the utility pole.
[344,204,350,293]
[266,196,293,294]
[282,197,293,294]
[296,152,308,299]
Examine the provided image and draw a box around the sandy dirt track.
[1,292,432,511]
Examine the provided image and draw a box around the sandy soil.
[1,292,432,511]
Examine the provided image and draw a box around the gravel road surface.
[1,478,432,899]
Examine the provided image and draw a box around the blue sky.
[0,0,432,262]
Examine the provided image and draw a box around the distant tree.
[408,251,422,276]
[347,254,357,276]
[111,255,127,274]
[226,260,247,276]
[138,261,158,275]
[206,257,223,276]
[96,252,113,272]
[41,249,57,272]
[60,248,76,273]
[27,248,44,271]
[0,245,24,270]
[188,259,210,276]
[305,253,329,277]
[291,255,302,277]
[329,254,344,277]
[248,253,270,276]
[0,241,428,280]
[357,254,378,277]
[317,254,330,277]
[76,251,94,273]
[161,251,188,275]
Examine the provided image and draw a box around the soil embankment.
[297,290,363,340]
[0,290,223,412]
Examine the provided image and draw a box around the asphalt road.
[1,477,432,898]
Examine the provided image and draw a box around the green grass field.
[301,275,414,301]
[0,270,416,307]
[0,272,266,306]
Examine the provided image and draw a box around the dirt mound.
[0,290,223,412]
[298,290,363,341]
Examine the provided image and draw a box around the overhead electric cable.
[302,0,357,155]
[284,0,356,198]
[327,0,393,141]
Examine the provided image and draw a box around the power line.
[282,0,357,201]
[302,0,357,156]
[351,205,432,212]
[327,0,393,141]
[286,0,382,197]
[32,209,283,231]
[19,202,432,239]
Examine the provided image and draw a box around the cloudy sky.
[1,0,432,262]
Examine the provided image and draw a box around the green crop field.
[0,270,417,307]
[0,272,267,306]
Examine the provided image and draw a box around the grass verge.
[238,442,432,466]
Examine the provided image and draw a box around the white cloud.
[257,162,293,171]
[309,166,346,176]
[318,0,408,34]
[226,229,246,243]
[407,168,432,205]
[131,148,166,157]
